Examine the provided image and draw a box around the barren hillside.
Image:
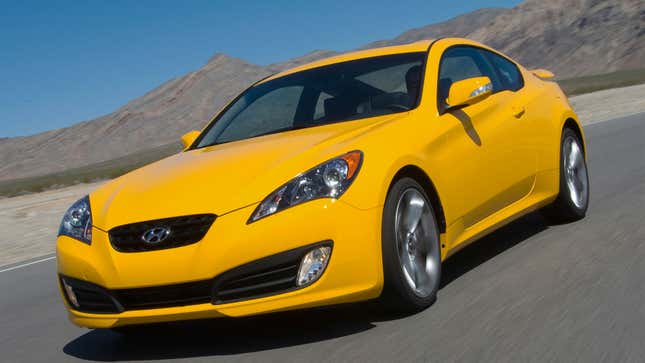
[360,8,506,49]
[0,55,270,180]
[468,0,645,77]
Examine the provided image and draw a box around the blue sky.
[0,0,521,137]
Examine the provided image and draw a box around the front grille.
[59,241,332,313]
[109,214,216,252]
[113,280,213,310]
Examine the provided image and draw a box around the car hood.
[90,113,406,230]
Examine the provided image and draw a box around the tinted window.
[216,86,304,142]
[195,52,425,147]
[483,50,524,92]
[437,46,502,107]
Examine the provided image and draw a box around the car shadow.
[439,211,548,287]
[450,109,482,146]
[63,211,549,361]
[63,303,381,361]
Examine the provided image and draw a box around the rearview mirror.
[181,130,200,150]
[445,76,493,110]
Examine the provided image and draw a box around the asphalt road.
[1,113,644,363]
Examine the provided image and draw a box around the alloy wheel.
[394,188,440,298]
[563,136,589,209]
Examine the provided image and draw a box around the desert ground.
[1,83,644,268]
[569,84,645,125]
[0,182,103,267]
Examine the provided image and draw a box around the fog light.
[297,246,331,287]
[61,278,80,308]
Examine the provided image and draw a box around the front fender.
[339,113,447,218]
[342,148,444,212]
[559,108,587,155]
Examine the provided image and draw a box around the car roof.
[261,39,436,84]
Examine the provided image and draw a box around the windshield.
[194,52,426,148]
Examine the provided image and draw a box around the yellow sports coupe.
[57,38,589,329]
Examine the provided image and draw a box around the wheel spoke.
[569,143,581,169]
[402,255,417,288]
[413,253,428,289]
[570,181,579,203]
[417,220,435,249]
[564,139,572,167]
[402,195,425,233]
[394,187,441,298]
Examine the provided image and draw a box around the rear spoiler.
[530,69,555,80]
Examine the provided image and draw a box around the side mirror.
[530,69,555,79]
[181,130,200,150]
[445,76,493,110]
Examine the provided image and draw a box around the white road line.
[0,256,56,273]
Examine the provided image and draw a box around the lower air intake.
[212,241,332,304]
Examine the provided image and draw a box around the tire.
[380,177,441,312]
[542,127,589,223]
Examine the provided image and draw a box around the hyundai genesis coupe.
[57,38,589,329]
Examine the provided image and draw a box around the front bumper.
[57,199,383,328]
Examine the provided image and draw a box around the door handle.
[512,106,526,119]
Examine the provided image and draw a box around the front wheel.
[380,178,441,312]
[542,127,589,222]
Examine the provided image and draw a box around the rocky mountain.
[265,8,506,72]
[1,0,642,181]
[267,50,341,72]
[360,8,507,49]
[468,0,645,77]
[0,55,271,180]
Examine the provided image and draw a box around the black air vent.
[113,280,213,310]
[214,262,300,303]
[212,241,332,304]
[109,214,216,252]
[59,276,122,314]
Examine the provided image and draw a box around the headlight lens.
[58,196,93,244]
[249,150,363,223]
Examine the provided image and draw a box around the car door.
[478,48,539,203]
[435,46,536,231]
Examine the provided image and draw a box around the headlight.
[249,150,363,223]
[58,196,93,244]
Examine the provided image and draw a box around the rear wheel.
[542,127,589,222]
[380,178,441,312]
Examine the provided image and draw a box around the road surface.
[1,113,644,362]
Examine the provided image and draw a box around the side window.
[483,50,524,92]
[437,46,502,106]
[216,86,304,142]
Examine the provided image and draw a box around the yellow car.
[57,38,589,329]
